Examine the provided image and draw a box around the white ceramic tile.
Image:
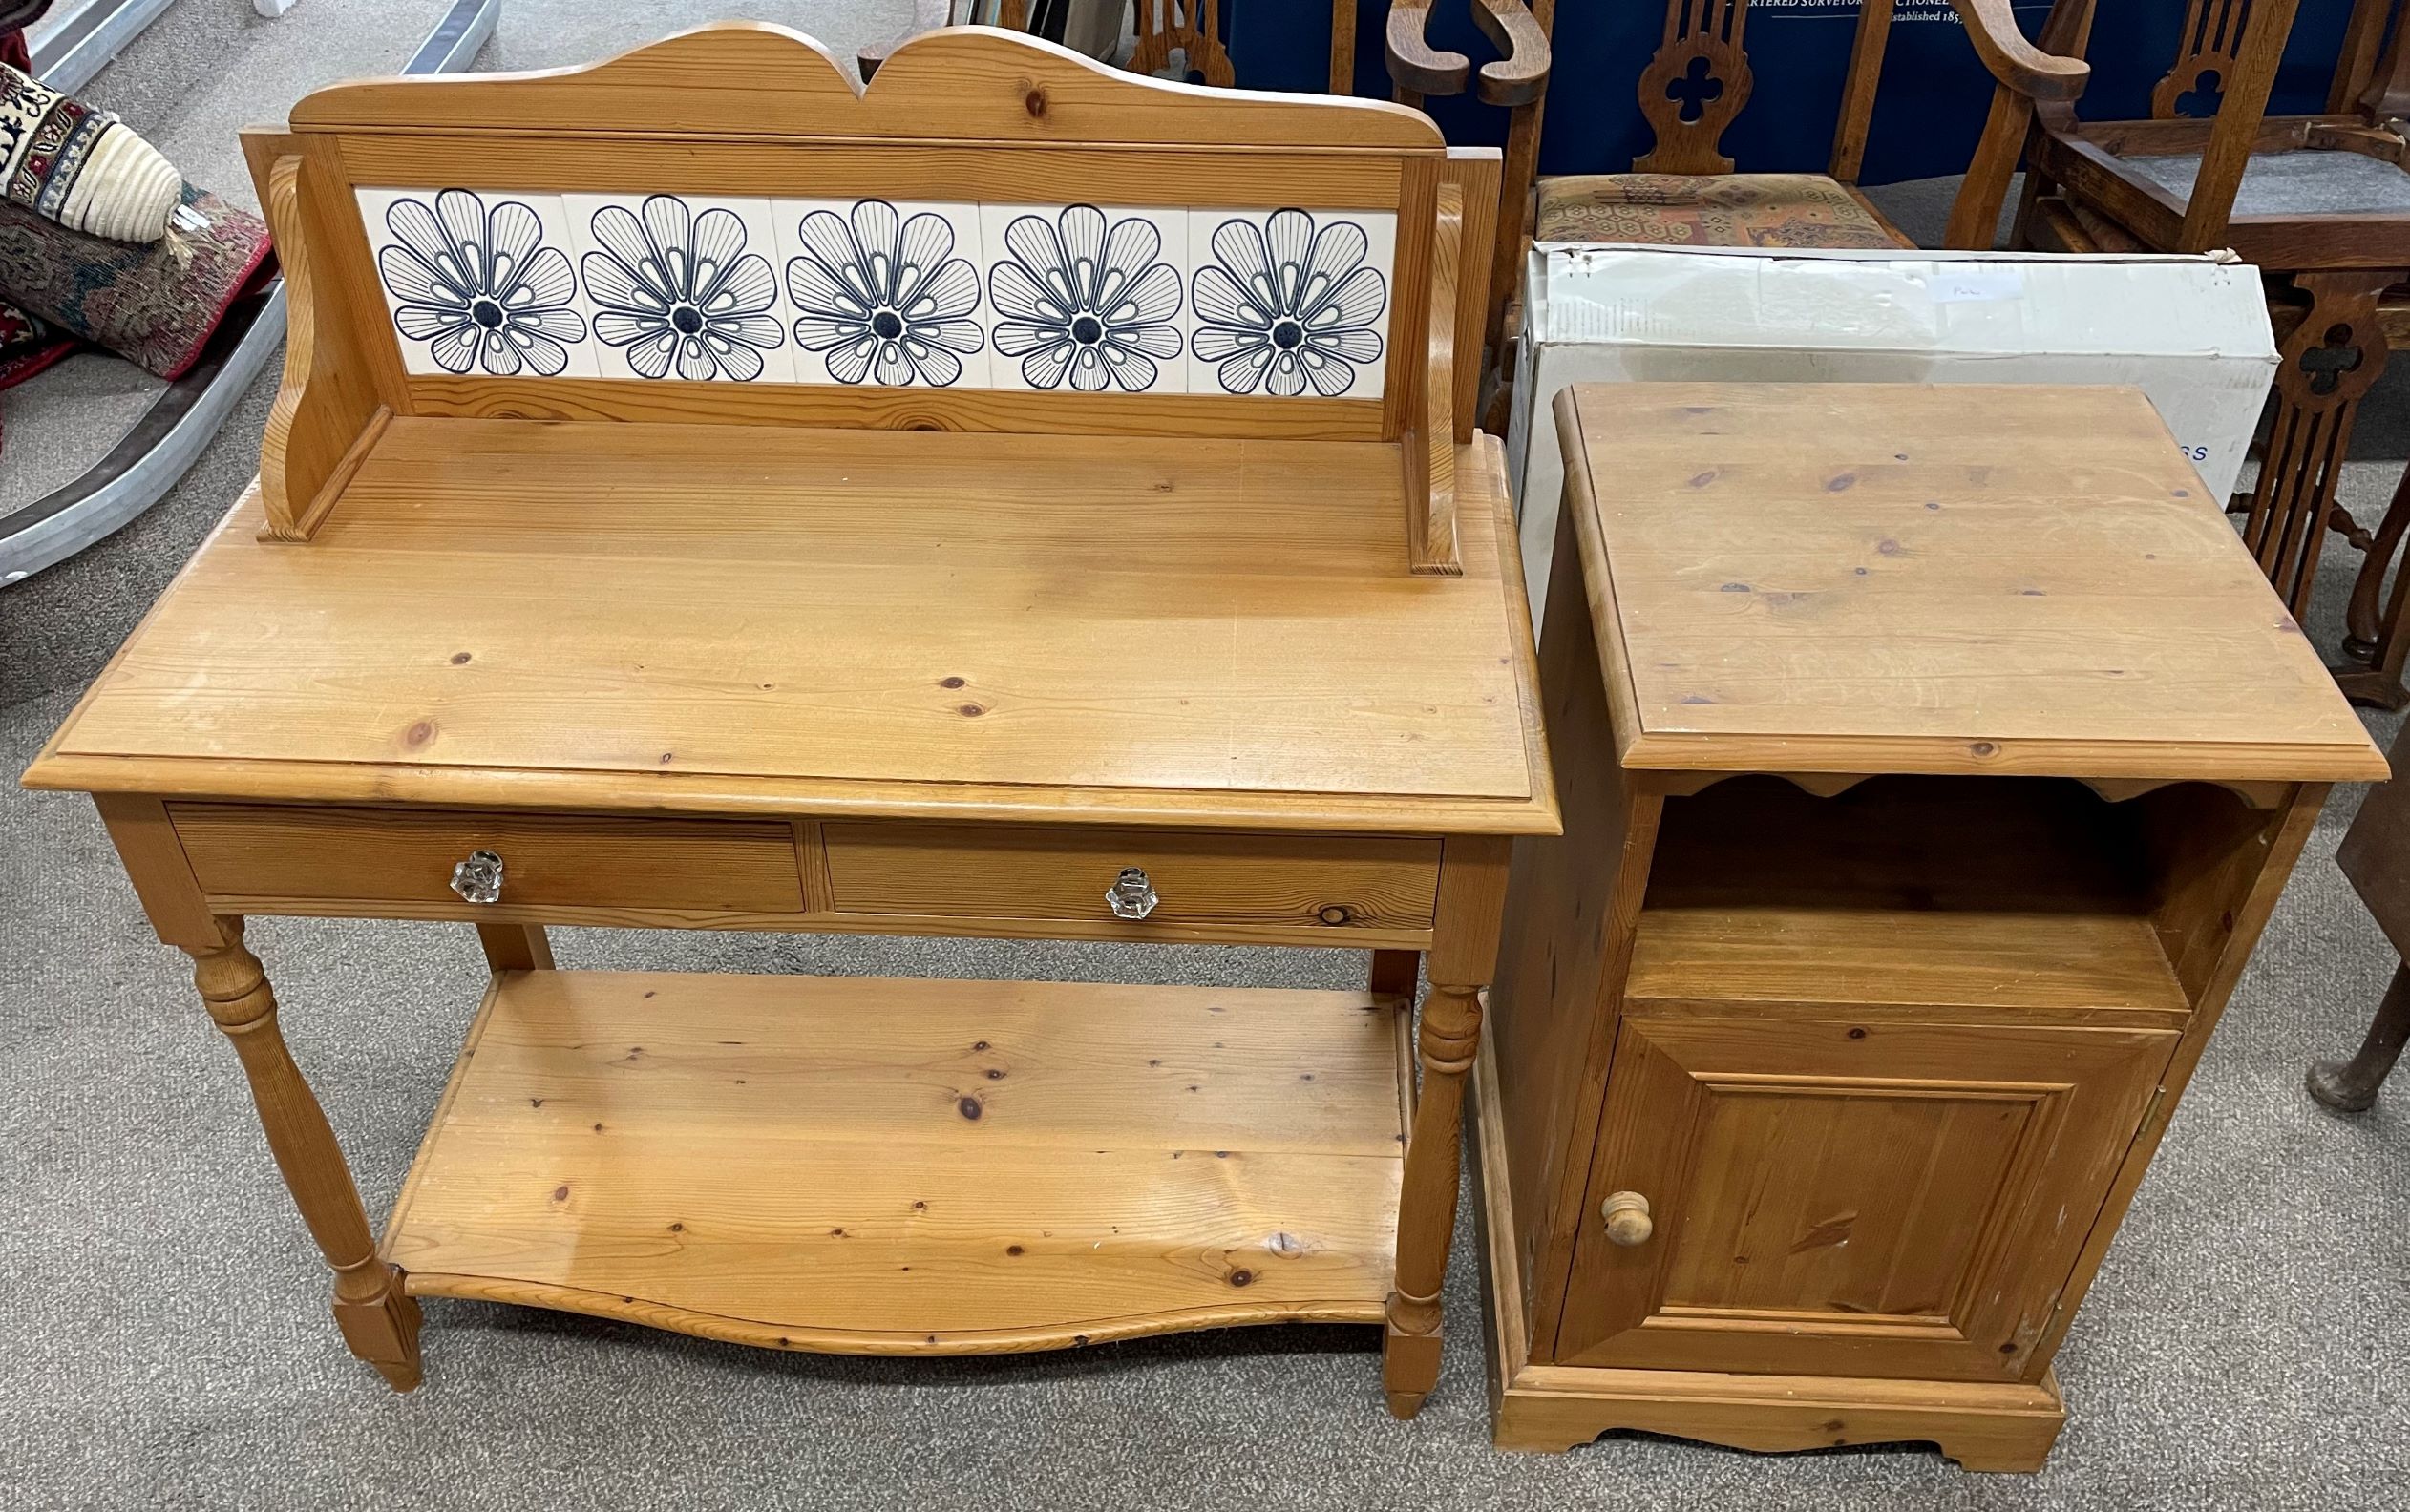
[355,186,597,379]
[772,197,989,388]
[978,202,1189,395]
[1185,206,1396,400]
[562,193,793,384]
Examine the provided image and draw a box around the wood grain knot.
[1024,85,1047,117]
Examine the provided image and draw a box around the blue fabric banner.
[1229,1,2367,186]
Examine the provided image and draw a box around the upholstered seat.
[1533,172,1904,250]
[2125,149,2410,219]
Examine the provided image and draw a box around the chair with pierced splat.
[2001,0,2410,706]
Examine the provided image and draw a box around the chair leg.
[2309,959,2410,1112]
[2333,459,2410,710]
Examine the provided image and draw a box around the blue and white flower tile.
[561,193,793,384]
[977,202,1190,394]
[772,197,989,388]
[358,186,598,379]
[1186,207,1395,400]
[357,187,1400,399]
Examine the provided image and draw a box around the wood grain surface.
[1556,383,2386,783]
[1550,1014,2176,1380]
[31,420,1550,831]
[821,822,1438,933]
[383,969,1406,1350]
[171,804,807,914]
[290,21,1442,151]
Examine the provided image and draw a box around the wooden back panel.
[2150,0,2259,119]
[243,25,1495,551]
[1629,0,1898,182]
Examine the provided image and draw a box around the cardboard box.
[1506,244,2278,627]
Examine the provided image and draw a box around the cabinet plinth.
[1482,383,2386,1471]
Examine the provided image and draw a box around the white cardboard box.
[1505,243,2278,627]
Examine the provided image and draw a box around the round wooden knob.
[1600,1190,1653,1246]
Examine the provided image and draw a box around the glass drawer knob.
[450,849,504,904]
[1106,866,1159,920]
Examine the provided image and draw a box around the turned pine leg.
[191,918,423,1390]
[2242,271,2391,627]
[2309,958,2410,1112]
[1385,982,1481,1418]
[1382,836,1508,1418]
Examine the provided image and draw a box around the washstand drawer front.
[169,805,807,914]
[1554,1014,2178,1384]
[820,823,1441,936]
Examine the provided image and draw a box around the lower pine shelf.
[382,968,1408,1354]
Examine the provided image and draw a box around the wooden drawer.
[820,823,1440,937]
[169,804,806,914]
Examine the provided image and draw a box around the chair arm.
[1386,0,1471,99]
[1385,1,1552,107]
[1469,0,1552,108]
[1950,0,2088,102]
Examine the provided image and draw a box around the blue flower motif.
[377,188,585,377]
[1191,209,1386,397]
[581,196,783,382]
[988,205,1183,392]
[786,200,983,387]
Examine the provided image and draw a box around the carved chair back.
[1629,0,1902,183]
[238,24,1496,572]
[2152,0,2408,125]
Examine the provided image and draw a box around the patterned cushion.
[0,181,270,379]
[1534,173,1904,251]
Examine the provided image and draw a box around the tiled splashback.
[358,187,1398,399]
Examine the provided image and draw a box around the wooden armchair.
[2002,0,2410,707]
[1355,0,2087,426]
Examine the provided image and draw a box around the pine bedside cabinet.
[1477,382,2385,1469]
[19,25,1557,1416]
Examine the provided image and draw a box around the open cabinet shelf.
[1626,774,2245,1020]
[384,969,1412,1354]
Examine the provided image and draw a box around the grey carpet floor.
[3,4,2409,1509]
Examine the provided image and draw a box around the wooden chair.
[2000,0,2410,707]
[1355,0,2088,428]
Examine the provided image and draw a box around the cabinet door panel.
[1552,1016,2176,1381]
